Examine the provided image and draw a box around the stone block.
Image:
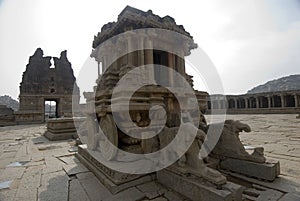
[279,192,300,201]
[44,131,76,141]
[157,169,243,201]
[44,118,80,141]
[69,179,90,201]
[220,158,280,181]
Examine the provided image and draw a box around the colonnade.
[208,92,300,110]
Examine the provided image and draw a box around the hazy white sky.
[0,0,300,100]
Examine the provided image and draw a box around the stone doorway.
[44,99,58,120]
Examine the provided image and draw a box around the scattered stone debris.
[6,161,29,167]
[38,145,62,151]
[8,142,20,146]
[14,137,22,141]
[68,146,78,153]
[0,180,12,190]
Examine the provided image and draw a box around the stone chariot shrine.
[73,6,283,201]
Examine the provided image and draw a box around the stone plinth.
[76,145,153,194]
[157,169,243,201]
[220,158,280,181]
[44,118,79,141]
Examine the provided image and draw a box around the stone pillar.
[102,56,107,72]
[294,95,298,107]
[127,36,133,66]
[245,98,248,108]
[145,39,155,83]
[267,96,271,108]
[178,51,185,76]
[168,53,175,86]
[234,99,237,109]
[281,95,285,107]
[218,99,222,109]
[138,37,144,66]
[256,97,259,108]
[97,61,100,76]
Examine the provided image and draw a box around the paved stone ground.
[0,114,299,201]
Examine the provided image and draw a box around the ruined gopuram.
[15,48,80,124]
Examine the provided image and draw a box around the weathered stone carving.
[212,120,266,163]
[159,112,227,185]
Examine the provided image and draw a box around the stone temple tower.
[15,48,80,124]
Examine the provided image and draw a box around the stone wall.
[0,105,15,126]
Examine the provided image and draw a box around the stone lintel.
[220,158,280,181]
[157,169,243,201]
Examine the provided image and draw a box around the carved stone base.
[220,158,280,181]
[76,145,154,194]
[44,130,76,141]
[157,169,243,201]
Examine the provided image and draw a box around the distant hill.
[0,95,19,111]
[247,74,300,94]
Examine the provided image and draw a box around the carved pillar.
[280,95,285,107]
[145,39,155,83]
[234,98,237,109]
[102,56,107,72]
[217,100,221,109]
[267,96,271,108]
[97,61,101,76]
[294,95,298,107]
[127,35,133,66]
[256,97,259,108]
[168,53,175,86]
[138,37,144,66]
[178,51,185,76]
[245,98,248,108]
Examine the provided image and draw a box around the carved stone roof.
[92,6,194,48]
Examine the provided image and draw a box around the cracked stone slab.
[14,165,43,201]
[136,181,166,199]
[58,155,80,165]
[69,179,90,201]
[77,172,112,201]
[0,167,26,180]
[38,170,69,201]
[63,163,89,176]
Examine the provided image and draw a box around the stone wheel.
[99,114,118,160]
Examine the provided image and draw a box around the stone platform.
[220,158,280,181]
[157,169,243,201]
[0,114,300,201]
[44,118,81,141]
[76,145,154,194]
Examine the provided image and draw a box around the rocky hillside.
[0,95,19,111]
[247,74,300,94]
